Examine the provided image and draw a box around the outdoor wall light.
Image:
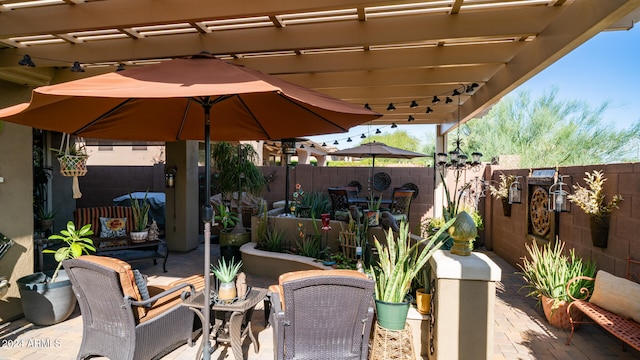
[548,174,570,212]
[509,176,523,204]
[165,165,177,188]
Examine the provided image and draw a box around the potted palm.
[369,219,453,330]
[17,221,95,325]
[489,173,515,217]
[517,240,596,329]
[210,257,243,302]
[567,170,622,248]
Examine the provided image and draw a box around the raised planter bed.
[240,242,330,281]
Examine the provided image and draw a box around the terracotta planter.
[540,295,582,330]
[589,215,610,248]
[501,198,512,217]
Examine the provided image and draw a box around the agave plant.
[517,240,596,309]
[369,219,454,303]
[210,258,243,284]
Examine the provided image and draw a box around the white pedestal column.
[428,250,502,360]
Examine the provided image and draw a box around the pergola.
[1,0,639,138]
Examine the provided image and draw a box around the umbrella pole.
[202,101,213,360]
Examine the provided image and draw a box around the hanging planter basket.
[57,134,88,199]
[58,154,88,177]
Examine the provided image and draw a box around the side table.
[182,286,268,360]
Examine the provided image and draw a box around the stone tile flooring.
[1,242,639,360]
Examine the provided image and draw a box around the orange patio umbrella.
[0,52,380,360]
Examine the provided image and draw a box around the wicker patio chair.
[63,255,204,360]
[389,188,415,222]
[268,269,375,360]
[328,187,351,221]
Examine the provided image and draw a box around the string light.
[278,83,478,147]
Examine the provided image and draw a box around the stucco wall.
[0,81,35,322]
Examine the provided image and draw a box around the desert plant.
[517,240,596,309]
[567,170,622,219]
[367,196,383,211]
[369,219,453,303]
[489,173,515,200]
[299,191,331,218]
[44,221,96,282]
[210,258,243,283]
[130,191,151,232]
[262,227,284,253]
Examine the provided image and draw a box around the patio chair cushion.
[271,269,369,310]
[132,269,151,307]
[78,255,146,319]
[589,270,640,323]
[142,274,205,323]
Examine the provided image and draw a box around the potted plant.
[369,219,453,330]
[17,221,95,326]
[366,195,383,226]
[215,203,249,262]
[517,240,596,330]
[210,257,243,302]
[130,191,151,242]
[35,204,58,234]
[567,170,623,248]
[413,265,431,315]
[211,141,266,224]
[489,173,515,217]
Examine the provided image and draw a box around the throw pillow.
[589,270,640,323]
[132,269,151,308]
[100,217,127,238]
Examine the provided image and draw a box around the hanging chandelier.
[436,85,482,171]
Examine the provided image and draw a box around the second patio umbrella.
[0,53,380,359]
[330,141,427,191]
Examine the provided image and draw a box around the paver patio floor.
[1,241,638,360]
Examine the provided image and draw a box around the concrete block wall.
[488,163,640,278]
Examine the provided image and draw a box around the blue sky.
[310,24,640,149]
